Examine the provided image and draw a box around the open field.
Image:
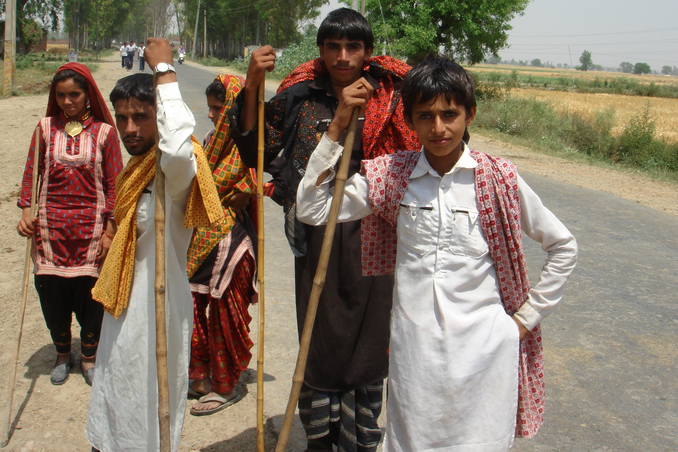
[470,64,678,87]
[510,87,678,143]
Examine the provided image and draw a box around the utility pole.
[191,0,201,58]
[203,8,207,59]
[3,0,16,97]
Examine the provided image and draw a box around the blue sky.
[317,0,678,71]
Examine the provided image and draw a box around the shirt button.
[439,245,444,250]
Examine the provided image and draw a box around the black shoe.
[50,353,73,385]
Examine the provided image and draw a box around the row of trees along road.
[5,0,530,64]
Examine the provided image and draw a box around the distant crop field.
[471,64,678,88]
[511,88,678,143]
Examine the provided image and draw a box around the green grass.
[473,83,678,182]
[2,53,99,96]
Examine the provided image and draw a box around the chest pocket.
[397,202,435,256]
[449,209,489,259]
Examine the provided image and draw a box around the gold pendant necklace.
[64,109,91,138]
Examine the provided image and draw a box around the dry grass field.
[510,88,678,143]
[471,64,678,87]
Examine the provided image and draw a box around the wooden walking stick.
[256,80,266,452]
[2,127,42,447]
[153,76,172,452]
[275,107,361,452]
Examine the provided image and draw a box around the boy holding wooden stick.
[296,55,578,451]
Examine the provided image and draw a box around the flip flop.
[190,390,245,416]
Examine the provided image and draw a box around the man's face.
[319,37,372,87]
[113,97,156,156]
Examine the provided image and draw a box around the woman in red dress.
[17,63,122,386]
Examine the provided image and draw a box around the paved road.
[176,62,678,451]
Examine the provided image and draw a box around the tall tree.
[578,50,592,71]
[363,0,529,63]
[1,0,61,52]
[619,61,633,73]
[633,62,651,75]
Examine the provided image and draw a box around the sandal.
[190,389,245,416]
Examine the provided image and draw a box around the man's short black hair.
[401,55,476,121]
[316,8,373,51]
[110,73,154,106]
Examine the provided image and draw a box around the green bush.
[476,94,678,173]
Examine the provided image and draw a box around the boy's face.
[405,95,476,173]
[114,97,157,156]
[319,37,372,87]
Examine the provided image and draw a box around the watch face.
[156,62,169,73]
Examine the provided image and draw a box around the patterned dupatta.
[277,56,420,160]
[186,74,257,278]
[361,149,545,438]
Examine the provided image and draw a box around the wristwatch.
[153,62,176,76]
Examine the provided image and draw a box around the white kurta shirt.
[86,82,198,452]
[296,135,578,452]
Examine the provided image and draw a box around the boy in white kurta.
[296,56,578,451]
[86,39,224,452]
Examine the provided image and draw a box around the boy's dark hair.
[52,69,88,93]
[205,80,226,102]
[401,55,476,120]
[317,8,373,51]
[110,73,154,106]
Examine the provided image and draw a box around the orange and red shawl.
[186,74,259,278]
[46,62,115,127]
[278,55,420,160]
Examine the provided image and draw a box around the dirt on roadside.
[0,56,676,452]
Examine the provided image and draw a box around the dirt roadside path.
[0,57,676,452]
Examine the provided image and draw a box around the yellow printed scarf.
[186,74,257,277]
[92,136,224,318]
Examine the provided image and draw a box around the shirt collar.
[410,142,477,179]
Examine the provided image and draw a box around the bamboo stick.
[154,76,171,452]
[275,108,361,452]
[256,81,266,452]
[2,127,42,447]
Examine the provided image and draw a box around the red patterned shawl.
[361,149,545,438]
[278,56,420,160]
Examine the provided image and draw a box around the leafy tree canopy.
[661,65,672,75]
[530,58,541,67]
[633,62,651,75]
[619,61,633,73]
[578,50,592,71]
[362,0,529,63]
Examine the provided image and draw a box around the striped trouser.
[298,382,384,452]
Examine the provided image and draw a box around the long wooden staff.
[1,127,41,447]
[275,108,361,452]
[256,80,266,452]
[153,76,171,452]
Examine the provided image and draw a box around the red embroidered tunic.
[18,114,123,277]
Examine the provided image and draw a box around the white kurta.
[296,135,578,452]
[86,82,198,452]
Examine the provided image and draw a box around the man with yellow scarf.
[86,38,224,452]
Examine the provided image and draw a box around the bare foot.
[55,352,71,366]
[190,378,212,396]
[81,356,95,372]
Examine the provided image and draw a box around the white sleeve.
[155,82,198,201]
[513,175,578,331]
[296,133,373,225]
